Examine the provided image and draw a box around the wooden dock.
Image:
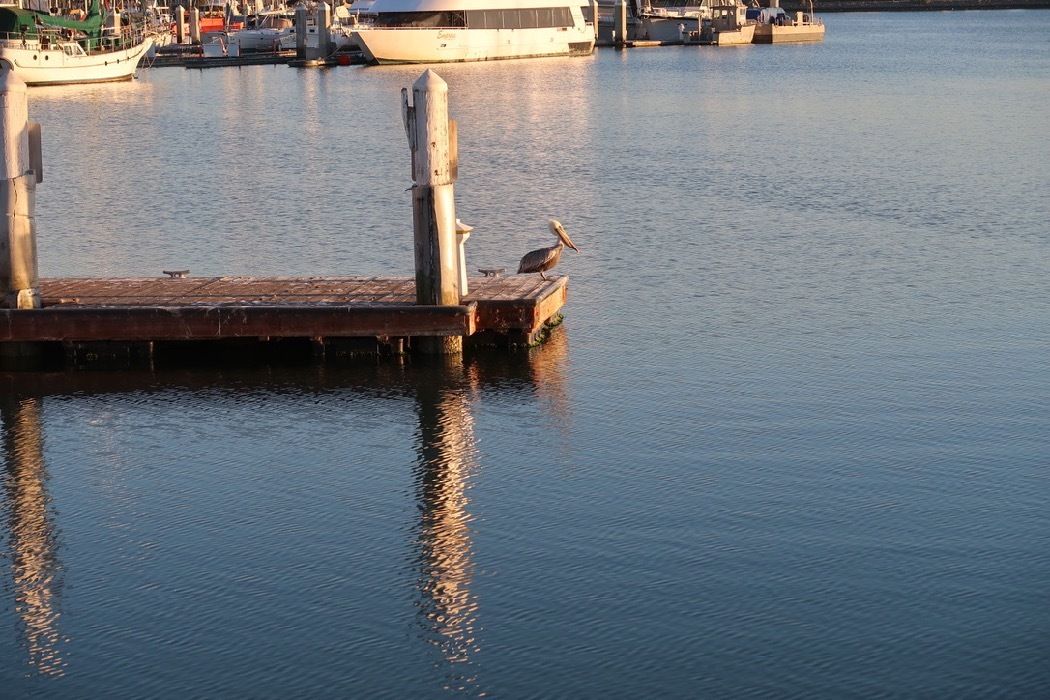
[182,51,297,69]
[146,48,297,69]
[1,69,568,369]
[0,275,568,368]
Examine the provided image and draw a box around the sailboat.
[0,0,154,86]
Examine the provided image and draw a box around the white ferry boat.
[351,0,596,65]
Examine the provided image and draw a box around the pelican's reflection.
[411,358,482,693]
[0,395,67,677]
[523,326,573,437]
[463,325,575,445]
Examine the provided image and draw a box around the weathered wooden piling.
[402,70,464,355]
[189,7,201,44]
[175,5,187,44]
[615,0,628,47]
[0,68,40,311]
[316,3,332,59]
[295,4,307,58]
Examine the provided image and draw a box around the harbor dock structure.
[1,275,568,369]
[0,70,569,370]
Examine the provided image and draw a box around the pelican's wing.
[518,245,560,274]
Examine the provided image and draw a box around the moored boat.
[693,2,754,45]
[749,1,824,43]
[228,9,294,52]
[632,0,706,43]
[351,0,596,65]
[0,0,153,86]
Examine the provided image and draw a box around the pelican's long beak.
[551,220,580,252]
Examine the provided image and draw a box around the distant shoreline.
[783,0,1049,12]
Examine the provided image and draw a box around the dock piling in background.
[189,7,201,44]
[403,70,464,355]
[0,68,40,311]
[316,3,333,60]
[175,5,187,44]
[615,0,628,48]
[295,4,307,58]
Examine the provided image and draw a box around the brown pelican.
[517,219,580,280]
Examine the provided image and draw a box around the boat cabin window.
[464,7,573,29]
[374,7,573,29]
[374,11,467,28]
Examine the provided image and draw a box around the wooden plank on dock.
[180,51,296,69]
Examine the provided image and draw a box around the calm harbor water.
[3,10,1050,698]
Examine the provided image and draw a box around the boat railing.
[0,24,147,53]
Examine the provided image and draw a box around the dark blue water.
[3,10,1049,698]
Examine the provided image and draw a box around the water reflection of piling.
[411,358,482,693]
[0,395,66,677]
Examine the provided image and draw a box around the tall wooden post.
[402,70,462,355]
[295,4,308,58]
[175,5,187,44]
[189,7,201,44]
[591,0,600,42]
[615,0,627,47]
[0,68,39,311]
[316,2,332,59]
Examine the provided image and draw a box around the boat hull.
[228,28,293,53]
[353,26,595,64]
[697,23,755,45]
[752,22,824,43]
[0,38,154,86]
[636,16,699,43]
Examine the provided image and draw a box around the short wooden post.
[0,68,40,311]
[402,70,462,355]
[455,218,472,296]
[175,5,187,44]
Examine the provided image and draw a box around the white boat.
[201,33,241,56]
[633,0,708,43]
[229,10,294,52]
[693,2,753,45]
[0,0,153,86]
[749,1,824,43]
[351,0,596,65]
